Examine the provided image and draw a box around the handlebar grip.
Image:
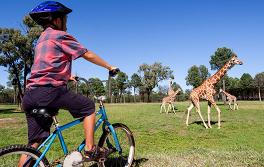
[109,68,120,77]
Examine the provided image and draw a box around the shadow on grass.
[90,157,149,167]
[133,158,149,167]
[0,108,23,114]
[191,120,226,126]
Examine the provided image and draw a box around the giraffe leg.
[212,102,221,129]
[207,102,212,128]
[195,102,208,129]
[186,103,194,126]
[160,103,165,113]
[171,103,176,114]
[229,101,233,110]
[234,100,237,110]
[167,104,171,114]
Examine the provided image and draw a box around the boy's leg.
[18,142,41,167]
[48,87,96,150]
[83,112,96,150]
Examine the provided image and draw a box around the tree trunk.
[258,87,262,101]
[12,64,23,101]
[222,79,226,104]
[23,63,27,92]
[123,94,126,103]
[133,88,136,103]
[13,86,17,104]
[147,91,151,103]
[107,76,112,103]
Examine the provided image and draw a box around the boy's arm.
[82,50,115,70]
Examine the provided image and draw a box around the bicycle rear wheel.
[98,123,135,167]
[0,144,49,167]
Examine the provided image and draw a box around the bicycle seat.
[30,108,59,118]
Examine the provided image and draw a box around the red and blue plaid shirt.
[27,27,88,88]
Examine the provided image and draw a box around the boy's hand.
[109,67,120,77]
[69,75,78,82]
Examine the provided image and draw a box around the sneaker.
[84,145,110,162]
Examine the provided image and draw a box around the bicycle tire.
[0,144,49,167]
[98,123,135,167]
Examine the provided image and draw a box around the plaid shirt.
[27,28,88,88]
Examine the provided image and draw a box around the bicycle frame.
[31,103,122,167]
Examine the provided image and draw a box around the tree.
[0,84,4,93]
[227,77,241,98]
[185,65,210,88]
[129,73,142,102]
[0,16,42,100]
[87,78,105,97]
[209,47,233,103]
[138,62,173,102]
[106,78,119,103]
[115,72,128,103]
[254,72,264,101]
[240,73,254,100]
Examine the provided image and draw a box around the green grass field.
[0,101,264,166]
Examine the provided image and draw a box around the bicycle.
[0,75,135,167]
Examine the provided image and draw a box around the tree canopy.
[209,47,233,70]
[0,16,42,100]
[138,62,173,102]
[185,65,210,88]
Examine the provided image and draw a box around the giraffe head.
[229,53,243,66]
[177,88,182,92]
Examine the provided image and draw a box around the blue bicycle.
[0,78,135,167]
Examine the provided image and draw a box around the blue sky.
[0,0,263,90]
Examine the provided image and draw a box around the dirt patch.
[0,118,21,128]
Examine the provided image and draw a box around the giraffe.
[219,88,238,110]
[160,88,181,114]
[186,53,243,129]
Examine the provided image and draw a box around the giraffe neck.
[209,60,233,85]
[222,90,230,96]
[175,89,180,95]
[171,89,180,97]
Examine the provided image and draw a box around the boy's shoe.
[84,145,110,162]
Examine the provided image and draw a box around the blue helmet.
[29,1,72,25]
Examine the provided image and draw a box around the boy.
[21,1,118,164]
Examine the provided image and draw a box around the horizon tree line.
[1,17,264,104]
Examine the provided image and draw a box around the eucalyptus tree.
[254,72,264,101]
[138,62,173,102]
[185,65,210,88]
[0,16,42,100]
[129,73,142,102]
[116,71,128,103]
[240,73,254,100]
[87,78,105,97]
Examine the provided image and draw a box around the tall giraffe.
[160,88,181,114]
[219,88,238,110]
[186,53,243,129]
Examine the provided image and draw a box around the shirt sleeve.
[61,34,88,60]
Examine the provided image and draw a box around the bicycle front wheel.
[99,123,135,167]
[0,144,49,167]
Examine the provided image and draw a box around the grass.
[0,101,264,166]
